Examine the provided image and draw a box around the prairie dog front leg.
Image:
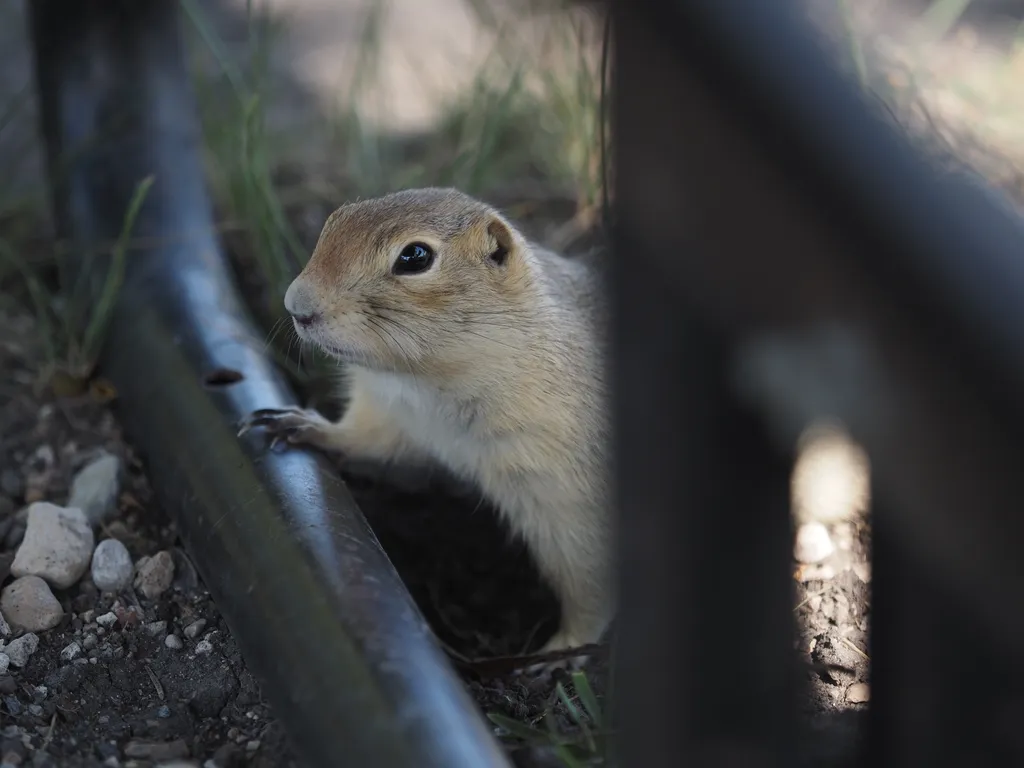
[239,384,420,465]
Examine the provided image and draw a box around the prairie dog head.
[284,187,535,375]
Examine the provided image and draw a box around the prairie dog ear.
[485,217,517,267]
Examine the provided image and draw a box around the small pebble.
[134,551,175,600]
[96,612,117,628]
[59,642,82,662]
[90,539,133,593]
[10,503,94,589]
[26,704,41,717]
[0,577,63,632]
[194,640,213,655]
[165,635,183,650]
[794,522,835,564]
[66,452,121,528]
[82,634,98,651]
[847,682,870,703]
[145,621,168,637]
[183,619,206,640]
[2,634,39,668]
[0,656,8,676]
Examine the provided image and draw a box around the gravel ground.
[0,310,297,768]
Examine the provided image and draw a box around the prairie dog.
[239,187,612,654]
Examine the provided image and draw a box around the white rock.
[10,502,95,589]
[183,619,206,640]
[3,633,39,667]
[60,641,82,662]
[791,423,871,525]
[144,621,167,637]
[96,612,118,628]
[0,576,63,632]
[134,551,175,600]
[194,640,213,655]
[794,522,835,564]
[847,682,870,703]
[0,654,8,675]
[67,452,122,527]
[91,539,133,592]
[165,634,183,650]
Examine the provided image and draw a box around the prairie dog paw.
[236,406,334,450]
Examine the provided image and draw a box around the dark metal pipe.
[27,2,510,766]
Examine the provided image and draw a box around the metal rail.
[26,2,510,766]
[611,0,1024,765]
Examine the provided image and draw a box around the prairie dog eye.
[393,242,435,275]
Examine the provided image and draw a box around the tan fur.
[251,187,612,652]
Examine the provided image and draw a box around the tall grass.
[0,175,153,394]
[182,0,307,322]
[488,670,609,767]
[178,0,609,391]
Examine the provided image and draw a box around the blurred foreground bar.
[610,0,1024,766]
[27,1,510,766]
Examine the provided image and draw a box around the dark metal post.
[26,2,510,766]
[610,0,1024,765]
[610,6,799,767]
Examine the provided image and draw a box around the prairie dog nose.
[283,279,319,327]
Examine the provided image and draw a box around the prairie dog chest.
[356,369,496,472]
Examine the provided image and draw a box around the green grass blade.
[570,671,603,729]
[836,0,868,92]
[180,0,248,99]
[553,744,586,768]
[80,175,155,364]
[556,681,596,753]
[917,0,975,42]
[486,713,550,744]
[555,681,584,727]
